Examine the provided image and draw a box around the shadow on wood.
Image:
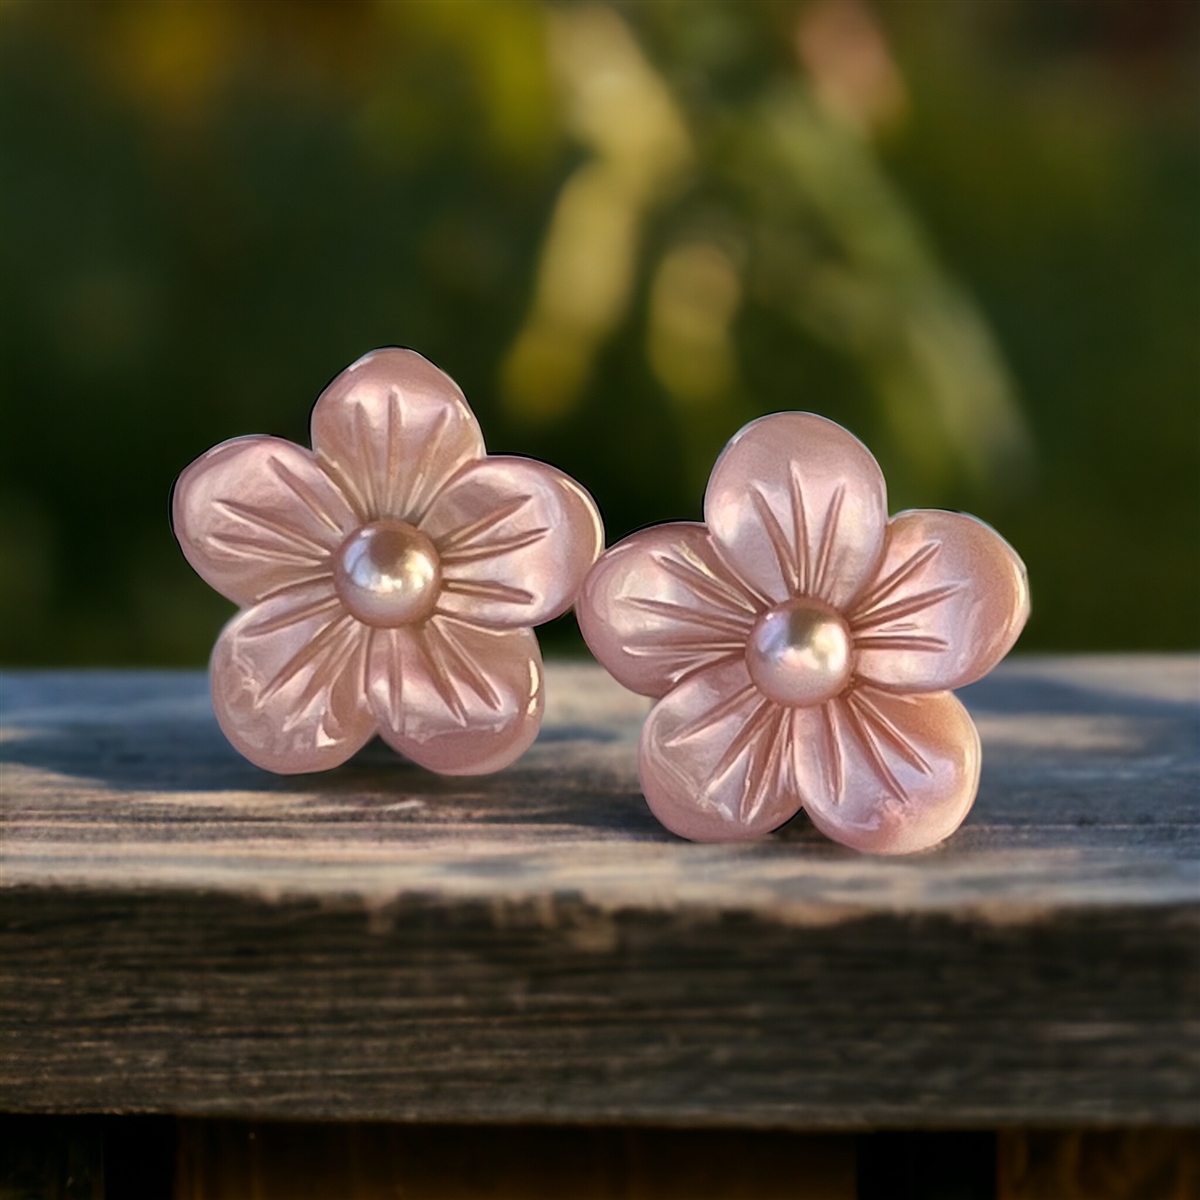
[173,1120,855,1200]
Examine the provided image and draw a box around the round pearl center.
[746,599,852,707]
[334,520,441,627]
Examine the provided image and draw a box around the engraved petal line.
[267,456,346,537]
[781,706,800,798]
[749,485,800,594]
[241,592,343,638]
[623,644,745,682]
[740,706,789,825]
[378,385,397,518]
[370,628,405,729]
[653,549,760,620]
[352,401,380,520]
[849,690,932,776]
[701,695,772,808]
[439,578,536,608]
[206,532,322,569]
[624,596,753,640]
[734,711,771,824]
[821,699,845,804]
[624,639,745,660]
[850,582,962,632]
[360,619,377,700]
[406,406,454,525]
[768,706,794,815]
[437,494,533,554]
[849,541,941,620]
[842,690,909,803]
[810,483,846,602]
[440,527,549,568]
[317,445,370,524]
[256,612,359,708]
[281,620,367,734]
[256,570,338,603]
[776,708,796,805]
[414,625,470,724]
[663,681,760,748]
[430,618,503,712]
[852,633,950,654]
[211,499,331,560]
[318,458,368,525]
[789,463,811,596]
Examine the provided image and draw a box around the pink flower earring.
[577,412,1029,853]
[173,348,603,775]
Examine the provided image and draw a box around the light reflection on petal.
[795,686,980,855]
[310,347,485,524]
[704,411,888,608]
[367,617,543,776]
[578,522,759,699]
[851,509,1029,691]
[639,658,801,842]
[425,455,603,629]
[173,435,354,606]
[211,579,375,774]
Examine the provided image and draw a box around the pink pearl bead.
[334,520,441,628]
[746,600,851,707]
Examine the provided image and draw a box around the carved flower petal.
[173,436,356,605]
[310,348,485,524]
[423,456,603,630]
[211,580,376,773]
[639,658,801,841]
[704,412,888,608]
[577,523,759,698]
[794,686,980,855]
[850,510,1030,692]
[367,617,543,775]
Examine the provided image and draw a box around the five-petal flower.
[577,412,1029,852]
[173,348,603,775]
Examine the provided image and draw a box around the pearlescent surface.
[173,347,603,776]
[746,600,850,707]
[335,520,441,627]
[578,410,1029,853]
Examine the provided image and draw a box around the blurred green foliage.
[1,0,1196,664]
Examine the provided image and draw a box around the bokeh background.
[1,0,1196,665]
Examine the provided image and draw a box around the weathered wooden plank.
[1,656,1198,1125]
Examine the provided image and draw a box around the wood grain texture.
[1,656,1197,1125]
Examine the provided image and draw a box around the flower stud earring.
[173,348,603,775]
[577,412,1029,853]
